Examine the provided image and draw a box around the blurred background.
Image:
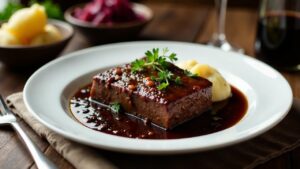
[0,0,261,66]
[0,0,259,10]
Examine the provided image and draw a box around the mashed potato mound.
[177,59,231,102]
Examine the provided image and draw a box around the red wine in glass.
[255,11,300,71]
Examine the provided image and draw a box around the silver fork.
[0,96,58,169]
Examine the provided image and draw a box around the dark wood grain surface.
[0,2,299,169]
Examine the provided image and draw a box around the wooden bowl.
[0,19,74,69]
[64,2,153,44]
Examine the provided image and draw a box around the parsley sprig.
[110,102,121,113]
[184,70,198,78]
[131,48,181,90]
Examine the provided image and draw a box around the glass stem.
[214,0,227,41]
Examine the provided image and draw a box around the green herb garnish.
[157,82,169,90]
[30,0,64,20]
[0,2,24,21]
[131,59,145,72]
[110,102,121,113]
[175,76,182,85]
[131,48,181,90]
[0,0,64,21]
[184,70,198,78]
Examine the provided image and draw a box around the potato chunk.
[6,4,47,43]
[0,24,21,46]
[30,24,62,46]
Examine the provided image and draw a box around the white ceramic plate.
[24,41,292,154]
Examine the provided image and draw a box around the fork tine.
[0,95,9,115]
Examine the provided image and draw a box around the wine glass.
[208,0,244,53]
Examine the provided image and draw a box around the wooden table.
[0,2,299,169]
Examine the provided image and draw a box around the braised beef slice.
[90,63,212,129]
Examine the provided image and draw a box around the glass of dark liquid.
[255,0,300,71]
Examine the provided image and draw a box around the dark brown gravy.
[69,84,248,139]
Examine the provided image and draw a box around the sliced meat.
[90,63,212,129]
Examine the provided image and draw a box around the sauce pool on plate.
[69,84,248,139]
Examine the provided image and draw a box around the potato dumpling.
[177,60,231,102]
[0,24,21,46]
[6,4,47,43]
[30,24,62,46]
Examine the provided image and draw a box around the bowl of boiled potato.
[0,4,74,69]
